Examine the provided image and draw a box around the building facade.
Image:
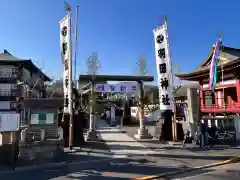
[0,49,51,113]
[176,45,240,142]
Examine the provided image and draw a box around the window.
[11,84,17,89]
[217,119,235,130]
[11,91,16,96]
[12,68,18,77]
[10,102,17,109]
[204,91,215,106]
[0,90,11,96]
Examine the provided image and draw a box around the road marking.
[133,156,240,180]
[173,170,217,180]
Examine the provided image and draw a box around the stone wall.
[18,139,64,166]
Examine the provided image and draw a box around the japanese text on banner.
[153,24,174,111]
[60,14,72,114]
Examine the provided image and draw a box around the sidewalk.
[97,119,155,157]
[122,124,240,158]
[97,119,237,171]
[0,133,112,174]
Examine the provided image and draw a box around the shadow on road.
[0,156,187,180]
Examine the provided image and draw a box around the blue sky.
[1,0,240,84]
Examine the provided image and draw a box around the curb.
[133,156,240,180]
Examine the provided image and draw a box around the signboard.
[60,13,72,114]
[153,23,174,111]
[0,113,20,132]
[95,83,138,93]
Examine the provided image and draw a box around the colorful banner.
[153,23,174,111]
[209,38,222,90]
[60,13,72,114]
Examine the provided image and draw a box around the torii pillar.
[134,81,151,139]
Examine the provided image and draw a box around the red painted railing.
[201,102,240,113]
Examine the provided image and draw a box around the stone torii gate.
[78,74,154,139]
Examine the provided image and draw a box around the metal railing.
[0,89,18,96]
[0,72,18,78]
[205,131,235,145]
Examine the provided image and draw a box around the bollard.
[40,129,45,141]
[20,128,27,143]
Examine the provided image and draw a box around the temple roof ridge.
[175,44,240,80]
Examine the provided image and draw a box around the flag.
[153,23,174,111]
[209,38,222,90]
[60,12,72,114]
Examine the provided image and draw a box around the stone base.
[134,127,152,139]
[17,139,64,166]
[86,130,98,141]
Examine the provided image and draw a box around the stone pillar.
[134,81,151,139]
[58,127,63,140]
[20,128,28,143]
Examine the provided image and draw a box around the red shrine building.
[176,45,240,142]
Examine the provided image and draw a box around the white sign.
[95,84,138,93]
[0,113,20,132]
[153,23,174,111]
[60,13,73,114]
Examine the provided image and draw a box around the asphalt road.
[0,156,182,180]
[169,162,240,180]
[0,150,232,180]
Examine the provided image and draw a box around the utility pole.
[74,6,79,86]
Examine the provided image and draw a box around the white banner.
[0,113,20,132]
[95,83,138,93]
[60,13,72,114]
[153,23,174,111]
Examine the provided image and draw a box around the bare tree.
[19,60,46,99]
[136,56,148,76]
[172,60,182,86]
[87,52,100,75]
[86,52,101,133]
[172,60,182,95]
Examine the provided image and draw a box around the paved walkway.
[97,119,240,159]
[122,125,240,158]
[97,119,155,157]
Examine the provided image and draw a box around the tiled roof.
[176,46,240,79]
[0,50,24,61]
[0,49,51,81]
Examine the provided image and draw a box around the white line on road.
[172,170,217,180]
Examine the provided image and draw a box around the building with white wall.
[0,49,51,113]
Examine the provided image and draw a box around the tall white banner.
[60,13,73,114]
[153,23,174,111]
